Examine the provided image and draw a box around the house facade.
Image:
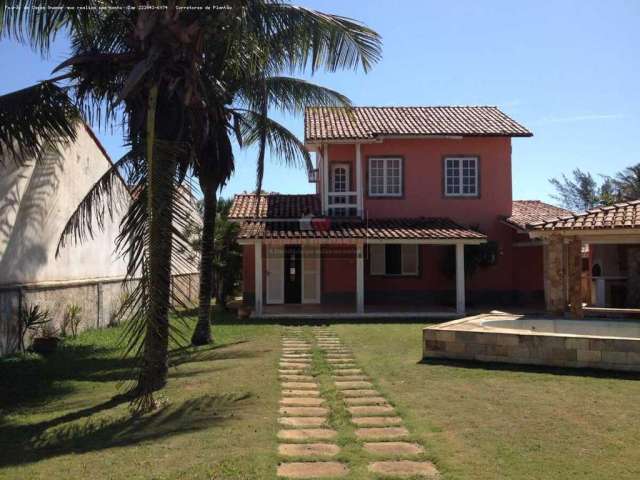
[230,106,568,317]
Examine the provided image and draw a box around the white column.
[322,144,329,215]
[455,243,465,314]
[254,241,263,316]
[355,143,363,217]
[356,243,364,313]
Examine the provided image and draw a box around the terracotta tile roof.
[229,193,320,219]
[305,106,532,142]
[238,218,486,241]
[529,200,640,231]
[506,200,574,230]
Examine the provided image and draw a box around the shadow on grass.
[0,339,261,414]
[0,392,251,469]
[419,357,640,380]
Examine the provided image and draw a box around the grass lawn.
[0,311,281,480]
[2,318,640,480]
[334,322,640,480]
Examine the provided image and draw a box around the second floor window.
[444,156,479,197]
[332,164,349,193]
[369,157,403,197]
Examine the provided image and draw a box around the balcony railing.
[328,191,358,217]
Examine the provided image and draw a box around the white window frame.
[444,156,479,197]
[331,163,350,193]
[369,244,419,276]
[368,157,403,197]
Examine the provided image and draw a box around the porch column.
[544,235,566,315]
[254,241,263,316]
[455,243,465,314]
[355,143,363,217]
[567,236,584,319]
[356,243,364,313]
[322,144,329,215]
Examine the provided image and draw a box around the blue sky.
[1,0,638,203]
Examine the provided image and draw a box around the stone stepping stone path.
[311,327,440,479]
[277,329,347,478]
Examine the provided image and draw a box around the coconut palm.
[1,0,382,405]
[187,4,382,345]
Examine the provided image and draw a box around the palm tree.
[188,3,382,345]
[1,0,382,404]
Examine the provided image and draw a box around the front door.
[284,245,302,304]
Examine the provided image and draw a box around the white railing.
[327,191,359,217]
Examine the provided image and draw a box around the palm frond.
[238,76,351,115]
[0,82,79,164]
[56,150,137,257]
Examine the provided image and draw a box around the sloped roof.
[305,106,532,142]
[506,200,573,230]
[529,200,640,231]
[238,217,486,241]
[229,193,320,219]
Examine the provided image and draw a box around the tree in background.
[549,168,616,211]
[550,163,640,211]
[184,198,241,309]
[613,164,640,201]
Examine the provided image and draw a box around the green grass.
[0,311,281,480]
[3,319,640,480]
[333,322,640,480]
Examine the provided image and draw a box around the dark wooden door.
[284,245,302,304]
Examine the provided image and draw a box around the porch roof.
[528,200,640,232]
[229,193,320,219]
[505,200,573,231]
[238,217,486,243]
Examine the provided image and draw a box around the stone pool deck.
[424,313,640,372]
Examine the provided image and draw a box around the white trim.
[356,243,364,313]
[368,157,403,197]
[455,243,465,314]
[322,144,329,215]
[239,238,486,246]
[330,163,350,193]
[356,143,363,216]
[444,156,479,197]
[254,241,263,315]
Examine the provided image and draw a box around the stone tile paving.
[277,327,348,478]
[312,327,440,479]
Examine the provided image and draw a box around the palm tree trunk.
[136,85,174,397]
[191,182,218,346]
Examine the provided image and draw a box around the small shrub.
[18,304,51,351]
[61,304,82,337]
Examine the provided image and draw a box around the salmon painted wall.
[322,245,356,293]
[327,136,512,229]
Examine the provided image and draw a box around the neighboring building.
[230,106,569,317]
[0,122,199,355]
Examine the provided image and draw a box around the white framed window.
[369,244,419,276]
[444,156,479,197]
[331,163,349,193]
[368,157,402,197]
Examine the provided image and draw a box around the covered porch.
[239,218,487,319]
[529,201,640,318]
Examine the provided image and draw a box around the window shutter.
[401,244,419,275]
[369,244,385,275]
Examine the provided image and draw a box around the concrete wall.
[0,124,129,285]
[0,273,199,355]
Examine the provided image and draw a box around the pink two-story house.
[230,106,570,318]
